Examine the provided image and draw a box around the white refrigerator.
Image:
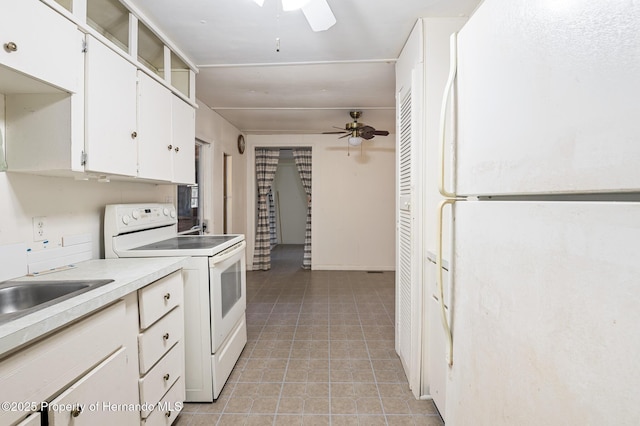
[436,0,640,424]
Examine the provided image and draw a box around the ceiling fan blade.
[359,125,377,140]
[374,130,390,136]
[323,131,348,134]
[302,0,336,32]
[338,133,351,139]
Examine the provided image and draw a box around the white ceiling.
[129,0,481,135]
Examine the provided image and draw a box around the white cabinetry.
[0,0,80,93]
[137,270,185,424]
[84,34,138,177]
[48,348,132,425]
[171,96,196,185]
[0,300,138,425]
[137,71,172,181]
[2,0,197,184]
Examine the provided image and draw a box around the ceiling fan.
[324,111,390,146]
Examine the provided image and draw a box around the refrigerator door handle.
[439,32,458,199]
[437,199,458,367]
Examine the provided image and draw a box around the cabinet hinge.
[82,40,87,53]
[81,151,87,166]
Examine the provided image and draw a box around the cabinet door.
[84,35,137,177]
[138,71,172,181]
[0,0,80,92]
[48,348,137,425]
[171,96,195,185]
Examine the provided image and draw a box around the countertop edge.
[0,257,189,357]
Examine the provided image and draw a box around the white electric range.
[104,203,246,402]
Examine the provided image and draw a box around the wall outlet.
[32,216,47,241]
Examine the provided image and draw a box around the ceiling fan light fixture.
[282,0,311,11]
[348,136,363,146]
[302,0,336,31]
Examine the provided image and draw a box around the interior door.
[395,20,424,397]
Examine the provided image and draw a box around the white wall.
[273,157,306,244]
[246,134,396,271]
[0,172,174,262]
[195,99,247,236]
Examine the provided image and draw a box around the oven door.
[209,241,246,352]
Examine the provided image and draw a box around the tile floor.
[175,245,443,425]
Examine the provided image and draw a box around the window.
[177,141,205,234]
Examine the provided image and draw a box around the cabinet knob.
[71,407,83,417]
[164,373,170,381]
[4,42,17,52]
[131,131,137,139]
[163,332,170,340]
[164,292,171,301]
[167,144,173,150]
[174,146,180,153]
[165,411,172,418]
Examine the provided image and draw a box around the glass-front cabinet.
[41,0,197,102]
[3,0,197,184]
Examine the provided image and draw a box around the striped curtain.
[253,149,280,270]
[293,149,312,269]
[268,189,278,248]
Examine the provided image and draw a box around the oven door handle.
[210,241,246,265]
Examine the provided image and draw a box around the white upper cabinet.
[84,34,138,177]
[3,0,197,184]
[171,96,196,185]
[137,71,172,181]
[0,0,80,93]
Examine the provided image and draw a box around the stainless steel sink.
[0,279,114,323]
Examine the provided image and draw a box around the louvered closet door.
[397,87,417,392]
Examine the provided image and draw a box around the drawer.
[0,301,126,426]
[138,306,183,374]
[139,271,183,329]
[48,347,137,425]
[142,376,185,426]
[139,342,183,418]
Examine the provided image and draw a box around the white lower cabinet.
[0,270,186,426]
[137,270,186,424]
[0,301,135,425]
[48,348,134,426]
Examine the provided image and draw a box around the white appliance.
[104,203,247,402]
[430,0,640,424]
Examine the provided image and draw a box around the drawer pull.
[164,293,171,301]
[167,144,173,150]
[163,333,170,340]
[174,146,180,153]
[4,42,17,52]
[71,407,83,417]
[131,131,138,139]
[164,373,170,381]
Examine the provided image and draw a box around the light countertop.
[0,257,188,357]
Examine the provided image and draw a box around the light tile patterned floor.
[175,245,443,425]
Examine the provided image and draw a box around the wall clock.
[237,134,245,154]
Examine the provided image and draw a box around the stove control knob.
[163,208,170,216]
[170,210,176,219]
[122,215,131,225]
[131,210,140,220]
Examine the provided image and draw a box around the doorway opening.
[253,147,311,270]
[223,153,232,234]
[177,140,205,234]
